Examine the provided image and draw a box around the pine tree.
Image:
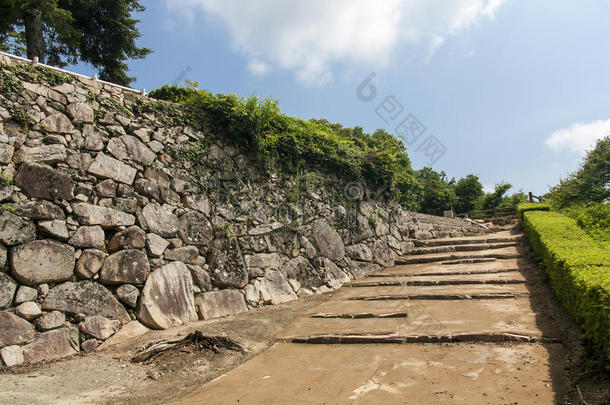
[0,0,151,85]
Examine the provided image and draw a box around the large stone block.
[0,311,36,348]
[311,219,345,262]
[11,240,75,285]
[259,268,297,305]
[67,102,94,124]
[208,237,248,289]
[99,249,150,285]
[194,290,248,320]
[281,256,324,289]
[87,152,137,184]
[0,211,36,246]
[14,162,74,200]
[177,211,213,246]
[73,203,135,228]
[14,144,67,164]
[39,112,74,134]
[137,262,197,329]
[43,281,129,322]
[22,327,79,364]
[121,135,156,165]
[69,225,105,249]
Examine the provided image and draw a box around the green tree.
[0,0,151,85]
[479,182,512,210]
[454,174,484,214]
[548,136,610,208]
[415,167,457,216]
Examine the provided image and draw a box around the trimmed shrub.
[521,210,610,367]
[517,202,551,221]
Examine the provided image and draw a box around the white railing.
[0,50,147,96]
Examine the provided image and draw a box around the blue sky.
[71,0,610,195]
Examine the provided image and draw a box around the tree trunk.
[24,8,45,63]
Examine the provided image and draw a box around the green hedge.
[517,202,551,221]
[521,210,610,367]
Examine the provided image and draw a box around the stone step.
[287,333,561,344]
[332,282,531,301]
[369,268,521,278]
[397,247,522,264]
[176,343,564,404]
[355,271,527,286]
[409,242,518,255]
[413,234,524,248]
[275,298,553,341]
[346,279,526,288]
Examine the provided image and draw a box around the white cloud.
[164,0,506,85]
[247,60,270,76]
[546,119,610,155]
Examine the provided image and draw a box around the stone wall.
[0,55,487,366]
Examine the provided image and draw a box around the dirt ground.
[1,241,609,404]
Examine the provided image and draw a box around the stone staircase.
[176,229,568,404]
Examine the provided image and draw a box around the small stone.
[164,246,199,264]
[11,240,75,285]
[142,203,179,237]
[37,284,49,297]
[244,283,260,304]
[79,315,120,340]
[22,327,80,364]
[15,301,42,320]
[0,273,17,309]
[134,178,159,200]
[345,244,373,262]
[0,143,14,164]
[39,112,74,133]
[1,345,24,366]
[81,339,100,352]
[194,290,248,320]
[146,233,169,257]
[107,226,145,252]
[259,268,297,305]
[182,195,211,215]
[95,179,116,197]
[116,284,139,308]
[14,286,37,305]
[35,310,65,331]
[75,249,105,279]
[177,211,213,246]
[38,219,69,240]
[67,102,94,124]
[0,211,36,246]
[0,311,36,347]
[186,264,212,292]
[69,225,105,250]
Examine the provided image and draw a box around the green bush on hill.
[149,85,421,208]
[521,210,610,367]
[562,203,610,248]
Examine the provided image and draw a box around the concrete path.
[175,229,568,404]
